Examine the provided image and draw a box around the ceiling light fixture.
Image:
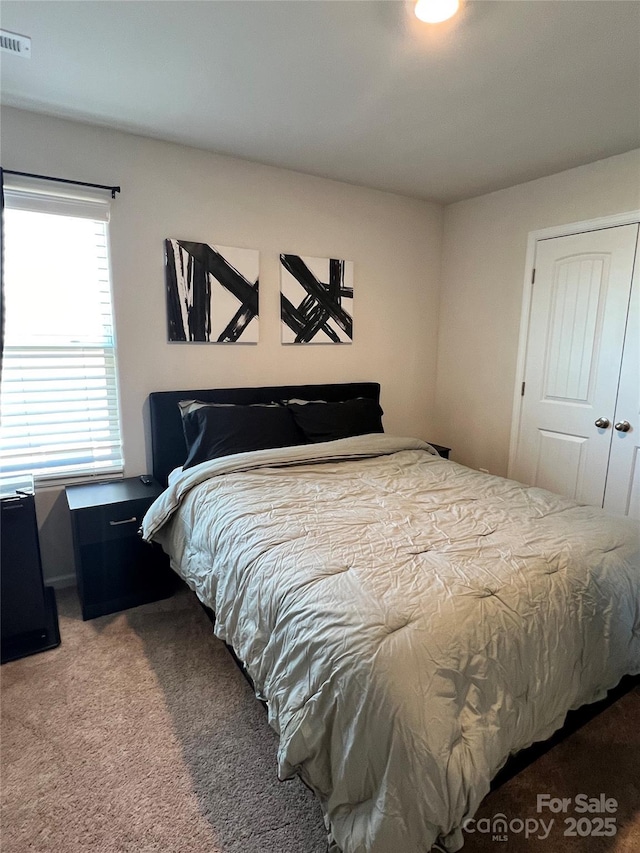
[414,0,460,24]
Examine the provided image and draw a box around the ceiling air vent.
[0,30,31,58]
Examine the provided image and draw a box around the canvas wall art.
[165,239,259,343]
[280,254,353,344]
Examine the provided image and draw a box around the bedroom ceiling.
[1,0,639,204]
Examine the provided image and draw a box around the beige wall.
[434,149,640,476]
[1,107,443,584]
[3,106,638,585]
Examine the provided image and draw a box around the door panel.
[543,255,607,403]
[534,430,588,500]
[512,224,639,506]
[603,248,640,518]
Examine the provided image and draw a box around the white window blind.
[1,183,124,482]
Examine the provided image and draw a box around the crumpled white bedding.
[142,434,640,853]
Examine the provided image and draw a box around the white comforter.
[142,435,640,853]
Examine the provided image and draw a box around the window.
[0,183,123,482]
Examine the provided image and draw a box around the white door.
[512,224,639,506]
[603,253,640,518]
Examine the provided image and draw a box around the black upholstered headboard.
[148,382,381,486]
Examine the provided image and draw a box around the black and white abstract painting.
[165,240,259,343]
[280,254,353,344]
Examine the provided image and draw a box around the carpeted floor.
[1,587,638,853]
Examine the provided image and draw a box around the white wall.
[1,106,443,584]
[434,149,640,477]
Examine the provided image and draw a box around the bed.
[142,382,640,853]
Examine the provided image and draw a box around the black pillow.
[181,404,305,469]
[287,398,384,443]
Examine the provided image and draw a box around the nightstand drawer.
[74,498,151,546]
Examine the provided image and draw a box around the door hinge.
[521,381,526,396]
[531,268,536,284]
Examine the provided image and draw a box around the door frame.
[507,209,640,480]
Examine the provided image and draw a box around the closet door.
[603,251,639,518]
[512,224,638,506]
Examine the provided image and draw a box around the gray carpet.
[1,587,638,852]
[2,588,327,853]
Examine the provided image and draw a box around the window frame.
[0,180,125,486]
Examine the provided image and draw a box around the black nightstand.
[66,477,174,620]
[428,443,451,459]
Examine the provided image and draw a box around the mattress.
[142,434,640,852]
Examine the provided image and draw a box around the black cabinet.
[429,443,451,459]
[66,477,175,620]
[1,481,60,664]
